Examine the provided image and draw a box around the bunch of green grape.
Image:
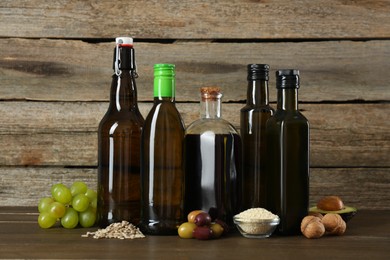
[37,182,97,229]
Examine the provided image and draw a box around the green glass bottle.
[97,37,144,227]
[140,64,185,235]
[240,64,274,210]
[265,69,309,235]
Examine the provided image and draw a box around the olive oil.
[240,64,274,210]
[266,69,309,235]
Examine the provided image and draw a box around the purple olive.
[215,219,229,235]
[194,212,212,227]
[193,226,213,240]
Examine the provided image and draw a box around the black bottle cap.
[276,69,300,89]
[247,64,270,81]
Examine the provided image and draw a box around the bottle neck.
[201,97,222,119]
[247,80,269,106]
[277,88,298,111]
[153,78,175,103]
[153,64,175,103]
[110,70,138,111]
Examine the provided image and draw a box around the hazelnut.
[317,196,344,211]
[322,213,346,236]
[301,216,325,239]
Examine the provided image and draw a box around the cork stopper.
[200,87,222,101]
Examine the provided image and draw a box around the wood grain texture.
[1,39,389,102]
[0,0,389,210]
[1,0,389,39]
[0,102,388,167]
[1,208,390,259]
[0,167,388,209]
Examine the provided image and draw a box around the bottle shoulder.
[240,104,275,114]
[99,109,144,127]
[186,118,238,135]
[143,101,185,131]
[240,104,275,112]
[267,110,309,127]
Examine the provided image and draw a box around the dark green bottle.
[265,69,309,235]
[97,37,144,227]
[140,64,185,235]
[240,64,274,210]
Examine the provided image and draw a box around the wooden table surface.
[0,207,389,259]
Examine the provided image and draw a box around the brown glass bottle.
[265,69,309,235]
[97,37,144,228]
[240,64,274,210]
[184,87,242,227]
[140,64,185,235]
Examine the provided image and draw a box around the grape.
[72,194,90,212]
[38,197,54,213]
[52,186,72,204]
[61,207,79,229]
[38,212,57,229]
[51,183,66,195]
[38,182,97,229]
[70,181,88,196]
[90,197,97,209]
[85,189,97,200]
[48,201,66,219]
[79,207,96,228]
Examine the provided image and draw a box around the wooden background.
[0,0,389,209]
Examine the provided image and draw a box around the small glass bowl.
[233,216,280,239]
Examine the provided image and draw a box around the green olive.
[210,223,224,238]
[187,210,205,223]
[178,222,197,239]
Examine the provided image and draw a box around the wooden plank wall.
[0,0,389,209]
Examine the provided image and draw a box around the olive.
[187,210,205,223]
[194,212,212,227]
[193,226,213,240]
[208,207,218,221]
[215,219,229,235]
[178,222,197,239]
[210,223,224,238]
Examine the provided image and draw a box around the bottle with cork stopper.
[183,87,242,227]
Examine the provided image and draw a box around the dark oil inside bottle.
[184,133,241,226]
[266,116,309,235]
[240,107,273,209]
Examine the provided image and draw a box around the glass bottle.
[184,87,242,227]
[265,69,310,235]
[140,64,185,235]
[240,64,274,210]
[97,37,144,227]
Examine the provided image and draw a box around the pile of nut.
[82,221,145,240]
[301,196,347,239]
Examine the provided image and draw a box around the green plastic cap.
[154,64,176,97]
